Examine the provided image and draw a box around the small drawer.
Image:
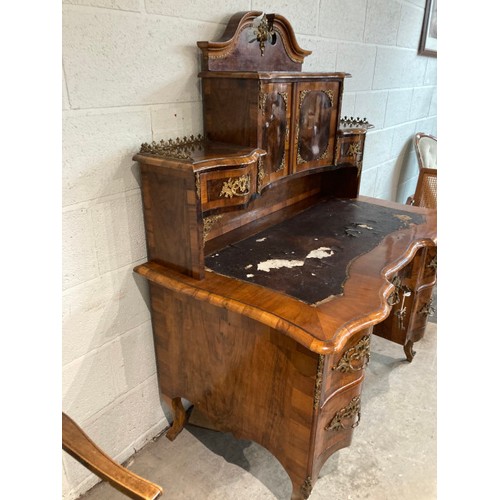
[322,331,371,401]
[314,378,363,461]
[422,247,437,283]
[335,133,365,173]
[407,284,435,341]
[197,163,258,213]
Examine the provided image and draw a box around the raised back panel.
[197,11,311,71]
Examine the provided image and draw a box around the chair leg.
[62,412,163,500]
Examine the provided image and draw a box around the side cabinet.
[373,246,437,361]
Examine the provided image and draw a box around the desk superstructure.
[133,11,436,499]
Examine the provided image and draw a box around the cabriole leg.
[404,340,416,362]
[291,476,314,500]
[165,397,187,441]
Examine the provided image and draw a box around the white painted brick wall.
[62,1,436,497]
[318,0,367,42]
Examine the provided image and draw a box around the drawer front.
[335,133,366,175]
[314,378,363,465]
[408,246,437,289]
[422,246,437,284]
[198,163,258,213]
[322,330,371,402]
[407,284,435,342]
[372,265,414,346]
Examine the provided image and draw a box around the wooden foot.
[290,476,313,500]
[404,340,416,362]
[165,397,187,441]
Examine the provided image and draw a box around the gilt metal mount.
[253,14,276,56]
[139,134,205,160]
[300,477,313,499]
[427,255,437,272]
[325,396,361,432]
[334,335,371,373]
[313,355,325,409]
[339,116,373,129]
[418,299,435,317]
[203,215,223,241]
[220,174,251,198]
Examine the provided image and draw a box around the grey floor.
[81,319,437,500]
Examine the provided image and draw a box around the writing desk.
[133,11,437,499]
[133,142,436,499]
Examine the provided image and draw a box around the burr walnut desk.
[132,11,437,500]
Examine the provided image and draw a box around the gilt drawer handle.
[325,396,361,432]
[220,174,251,198]
[347,142,361,156]
[388,276,412,330]
[333,335,370,373]
[427,255,437,272]
[388,276,412,306]
[418,299,435,317]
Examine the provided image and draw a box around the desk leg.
[291,476,313,500]
[165,396,187,442]
[404,340,416,362]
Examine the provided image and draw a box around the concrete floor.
[81,320,437,500]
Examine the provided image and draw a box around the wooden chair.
[412,167,437,209]
[62,412,163,499]
[407,132,437,208]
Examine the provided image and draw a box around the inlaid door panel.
[292,81,341,173]
[257,82,292,190]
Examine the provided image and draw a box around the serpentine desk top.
[135,196,436,355]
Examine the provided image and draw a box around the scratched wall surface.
[62,1,436,498]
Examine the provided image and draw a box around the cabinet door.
[257,82,292,190]
[292,81,340,173]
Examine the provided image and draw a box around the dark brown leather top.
[206,197,424,305]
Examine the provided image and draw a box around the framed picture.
[419,0,437,57]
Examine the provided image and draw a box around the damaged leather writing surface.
[206,198,424,304]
